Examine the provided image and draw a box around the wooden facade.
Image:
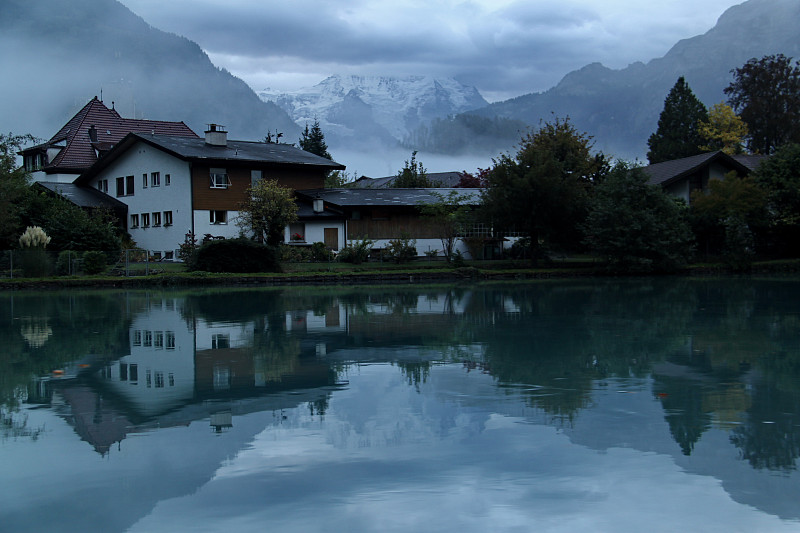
[191,164,328,211]
[347,210,441,240]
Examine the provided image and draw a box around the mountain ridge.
[0,0,299,142]
[258,75,488,149]
[466,0,800,159]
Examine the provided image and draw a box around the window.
[210,168,230,189]
[164,251,174,260]
[151,172,160,187]
[212,333,230,349]
[213,365,231,390]
[251,170,262,188]
[210,210,227,224]
[133,330,142,346]
[142,213,150,228]
[130,214,139,228]
[165,174,171,186]
[119,363,128,381]
[116,176,135,196]
[144,330,152,346]
[164,211,173,226]
[152,211,161,227]
[142,173,148,188]
[154,331,164,348]
[166,331,176,350]
[97,179,108,193]
[289,222,305,242]
[129,364,138,382]
[155,371,164,388]
[24,153,45,171]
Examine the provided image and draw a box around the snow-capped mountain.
[258,75,488,148]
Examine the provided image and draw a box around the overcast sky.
[118,0,744,102]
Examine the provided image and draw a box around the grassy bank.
[2,258,800,290]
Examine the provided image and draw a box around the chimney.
[205,124,227,147]
[88,124,98,143]
[313,195,324,213]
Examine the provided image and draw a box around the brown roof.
[25,97,197,174]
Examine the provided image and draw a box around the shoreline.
[3,259,800,290]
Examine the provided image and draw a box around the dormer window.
[210,168,231,189]
[24,152,45,171]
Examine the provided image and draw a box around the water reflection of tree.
[653,375,712,455]
[396,361,432,391]
[0,291,131,408]
[730,379,800,471]
[476,280,697,421]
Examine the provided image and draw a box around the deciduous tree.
[0,133,36,249]
[647,77,709,164]
[482,118,606,265]
[698,102,748,154]
[419,190,473,261]
[751,143,800,254]
[584,163,694,272]
[690,172,767,266]
[236,179,298,246]
[725,54,800,154]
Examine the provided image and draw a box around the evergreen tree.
[393,151,435,187]
[725,54,800,155]
[647,77,709,164]
[298,120,332,160]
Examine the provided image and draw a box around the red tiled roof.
[37,97,198,173]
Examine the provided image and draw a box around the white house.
[75,125,345,259]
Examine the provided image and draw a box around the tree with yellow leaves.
[698,102,749,155]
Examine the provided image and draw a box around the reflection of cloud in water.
[128,364,795,533]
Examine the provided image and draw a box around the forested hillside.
[0,0,298,141]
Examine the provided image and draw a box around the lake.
[2,279,800,532]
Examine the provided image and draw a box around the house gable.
[20,97,197,182]
[643,151,758,204]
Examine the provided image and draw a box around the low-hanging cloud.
[119,0,740,100]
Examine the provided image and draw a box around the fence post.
[9,250,13,280]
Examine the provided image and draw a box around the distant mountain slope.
[0,0,298,142]
[258,75,488,149]
[431,0,800,159]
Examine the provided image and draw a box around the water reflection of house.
[53,289,522,454]
[100,298,195,417]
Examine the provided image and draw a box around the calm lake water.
[2,279,800,532]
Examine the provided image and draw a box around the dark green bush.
[82,251,108,275]
[189,238,281,273]
[281,244,311,262]
[385,232,417,263]
[337,237,373,264]
[56,250,82,275]
[310,242,333,262]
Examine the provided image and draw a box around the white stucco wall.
[91,141,192,257]
[286,221,345,250]
[194,210,243,241]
